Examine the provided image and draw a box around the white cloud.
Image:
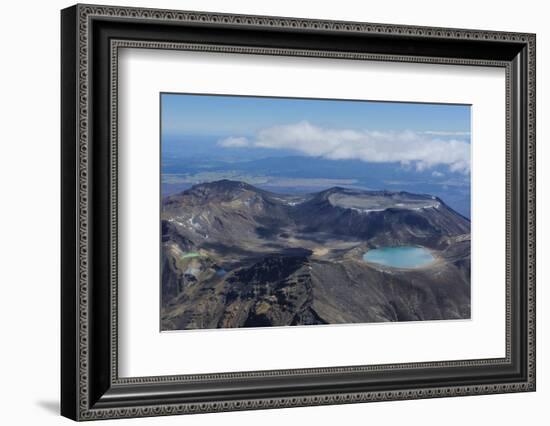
[432,171,444,177]
[218,136,249,147]
[238,121,470,173]
[423,130,471,136]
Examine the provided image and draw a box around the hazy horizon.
[161,93,471,217]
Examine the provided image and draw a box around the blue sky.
[161,93,471,174]
[161,93,471,137]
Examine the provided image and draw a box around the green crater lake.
[363,246,434,269]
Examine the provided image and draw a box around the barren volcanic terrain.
[161,180,471,330]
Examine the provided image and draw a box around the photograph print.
[160,93,471,331]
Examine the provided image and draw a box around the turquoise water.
[181,251,201,259]
[363,246,434,268]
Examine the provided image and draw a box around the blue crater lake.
[363,246,435,269]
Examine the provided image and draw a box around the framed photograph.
[61,4,536,421]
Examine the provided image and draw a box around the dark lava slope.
[160,180,471,330]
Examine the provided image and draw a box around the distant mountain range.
[161,180,471,330]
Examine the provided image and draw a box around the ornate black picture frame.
[61,4,536,421]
